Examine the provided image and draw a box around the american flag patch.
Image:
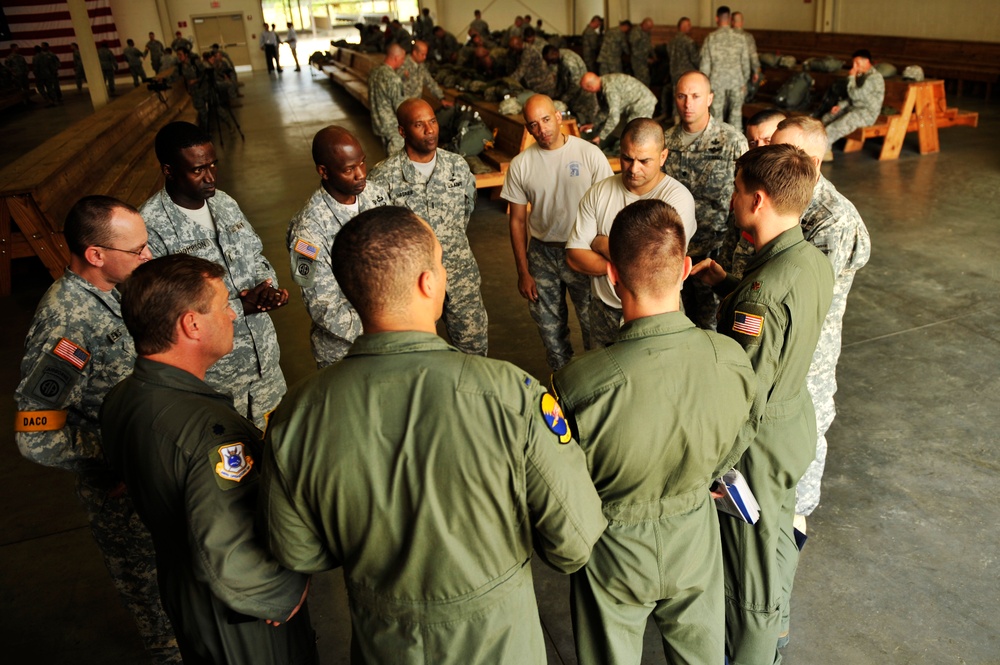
[53,338,90,369]
[293,238,319,260]
[733,311,763,337]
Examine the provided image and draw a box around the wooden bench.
[745,67,977,159]
[314,47,384,108]
[0,73,193,295]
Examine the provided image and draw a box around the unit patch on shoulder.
[540,393,572,444]
[214,442,253,485]
[733,310,764,337]
[293,238,319,260]
[53,338,90,370]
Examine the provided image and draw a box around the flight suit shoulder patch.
[540,393,572,444]
[731,300,768,347]
[211,442,254,489]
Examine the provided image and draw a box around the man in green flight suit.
[691,144,834,664]
[259,205,607,664]
[101,254,317,665]
[553,199,757,664]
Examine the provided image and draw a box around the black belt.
[531,238,566,249]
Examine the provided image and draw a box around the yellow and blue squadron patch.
[540,393,572,444]
[214,442,253,485]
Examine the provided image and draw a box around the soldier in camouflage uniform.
[822,49,885,160]
[144,32,165,73]
[544,46,600,125]
[581,16,602,73]
[668,18,699,89]
[97,40,118,95]
[629,18,654,87]
[368,43,407,155]
[5,44,30,93]
[141,122,288,429]
[470,10,490,41]
[15,196,180,664]
[507,36,556,96]
[729,121,870,643]
[596,21,628,74]
[34,43,63,104]
[176,49,213,131]
[71,43,86,92]
[699,6,751,128]
[369,99,488,355]
[664,71,748,330]
[500,95,613,370]
[732,12,761,88]
[399,40,447,102]
[123,39,146,87]
[288,126,388,367]
[580,72,656,145]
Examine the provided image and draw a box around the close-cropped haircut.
[621,117,664,151]
[677,17,690,28]
[609,200,686,297]
[717,5,731,18]
[332,206,436,321]
[63,195,139,258]
[120,254,226,356]
[154,121,212,166]
[735,144,816,217]
[776,114,828,142]
[747,108,787,129]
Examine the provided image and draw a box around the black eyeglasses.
[97,243,148,256]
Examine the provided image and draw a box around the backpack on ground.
[774,72,813,110]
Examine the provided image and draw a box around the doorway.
[192,14,252,67]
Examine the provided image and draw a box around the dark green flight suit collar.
[345,331,459,357]
[132,357,233,404]
[615,311,694,343]
[743,225,806,275]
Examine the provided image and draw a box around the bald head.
[732,12,744,29]
[677,70,711,91]
[771,116,828,172]
[412,40,429,62]
[397,97,433,125]
[385,43,406,68]
[311,125,360,167]
[581,72,601,92]
[523,94,563,149]
[311,126,367,201]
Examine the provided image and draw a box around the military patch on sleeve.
[52,338,90,370]
[293,238,319,260]
[213,442,254,486]
[25,354,79,407]
[733,310,764,337]
[540,393,572,444]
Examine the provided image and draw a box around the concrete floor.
[1,71,998,664]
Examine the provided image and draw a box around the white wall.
[835,0,1000,42]
[437,0,574,38]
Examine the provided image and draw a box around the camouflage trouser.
[824,111,866,149]
[589,297,623,348]
[527,240,593,371]
[681,276,719,332]
[598,60,622,75]
[381,132,405,156]
[631,59,650,87]
[102,69,116,94]
[796,374,836,516]
[78,479,181,664]
[442,252,489,356]
[711,86,743,129]
[130,64,145,87]
[563,87,601,125]
[225,364,287,431]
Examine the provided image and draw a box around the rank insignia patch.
[733,311,764,337]
[540,393,572,444]
[215,443,253,482]
[294,238,319,260]
[53,338,90,370]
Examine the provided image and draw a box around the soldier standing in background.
[700,5,751,128]
[144,32,165,73]
[71,43,86,92]
[367,43,407,154]
[470,9,490,40]
[6,44,30,94]
[732,12,761,90]
[596,20,629,74]
[140,121,289,429]
[398,40,453,107]
[629,18,654,87]
[544,45,600,125]
[663,71,748,330]
[414,8,434,42]
[97,40,118,95]
[287,126,388,367]
[581,15,602,73]
[15,196,180,663]
[666,17,699,120]
[124,39,145,87]
[369,99,489,356]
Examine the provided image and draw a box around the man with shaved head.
[287,126,388,367]
[369,99,488,355]
[663,70,748,330]
[398,39,453,106]
[580,72,657,145]
[368,43,407,154]
[501,94,613,370]
[567,118,697,347]
[729,118,870,649]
